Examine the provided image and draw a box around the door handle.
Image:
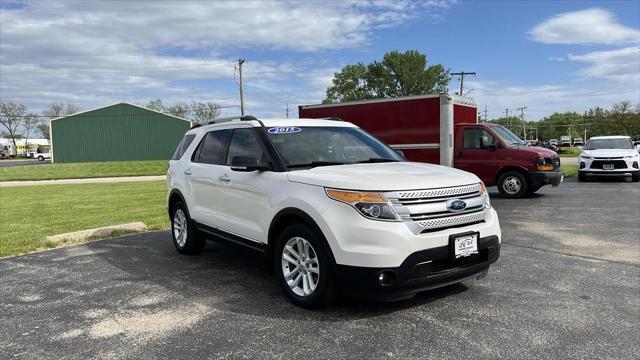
[184,169,192,175]
[218,175,230,182]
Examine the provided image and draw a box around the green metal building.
[50,102,191,163]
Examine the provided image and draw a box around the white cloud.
[530,8,640,45]
[0,0,454,115]
[465,79,639,120]
[568,47,640,82]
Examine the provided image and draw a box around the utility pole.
[482,104,487,123]
[504,108,510,130]
[451,71,476,96]
[516,107,527,140]
[286,103,289,118]
[238,58,245,116]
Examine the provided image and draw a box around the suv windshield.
[586,138,633,150]
[490,125,526,146]
[266,126,402,168]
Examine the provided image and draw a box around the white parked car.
[32,151,51,161]
[167,116,501,308]
[579,136,639,182]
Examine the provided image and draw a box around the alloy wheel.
[281,237,320,297]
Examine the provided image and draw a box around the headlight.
[536,157,554,171]
[624,155,638,158]
[480,182,491,209]
[580,154,592,160]
[326,189,399,221]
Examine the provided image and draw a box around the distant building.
[0,138,49,156]
[50,102,191,163]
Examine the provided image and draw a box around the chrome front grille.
[386,184,488,234]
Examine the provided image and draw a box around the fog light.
[377,270,397,286]
[633,161,638,169]
[580,162,585,169]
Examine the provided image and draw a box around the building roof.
[50,102,192,124]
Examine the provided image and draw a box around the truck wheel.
[38,156,44,161]
[170,201,205,255]
[275,223,335,309]
[497,171,528,198]
[578,172,586,182]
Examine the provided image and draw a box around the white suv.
[167,116,501,308]
[579,136,639,182]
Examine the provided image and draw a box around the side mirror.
[394,149,406,159]
[230,156,270,172]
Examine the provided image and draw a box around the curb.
[45,222,147,244]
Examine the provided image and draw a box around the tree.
[610,101,636,136]
[167,102,189,119]
[39,102,78,139]
[22,113,39,152]
[323,50,450,103]
[0,102,25,155]
[146,99,165,113]
[189,101,220,124]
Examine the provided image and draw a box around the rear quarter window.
[171,134,196,160]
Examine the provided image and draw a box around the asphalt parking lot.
[0,159,51,167]
[1,178,638,359]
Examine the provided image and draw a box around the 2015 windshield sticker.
[268,127,301,134]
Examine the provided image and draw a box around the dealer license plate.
[453,233,478,258]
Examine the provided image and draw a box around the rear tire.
[170,201,205,255]
[497,171,528,198]
[578,172,586,182]
[38,156,44,161]
[274,223,335,309]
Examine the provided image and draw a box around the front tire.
[275,223,335,308]
[170,201,205,255]
[632,173,639,182]
[497,171,528,198]
[578,172,586,182]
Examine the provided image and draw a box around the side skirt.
[193,221,267,253]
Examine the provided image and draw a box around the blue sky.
[1,0,638,122]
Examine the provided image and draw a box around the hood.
[287,162,480,191]
[581,148,639,158]
[513,145,557,157]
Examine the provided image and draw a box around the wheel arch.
[168,189,187,217]
[495,165,529,185]
[267,207,337,268]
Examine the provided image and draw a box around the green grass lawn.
[558,147,581,157]
[561,164,578,177]
[0,160,168,181]
[0,181,169,257]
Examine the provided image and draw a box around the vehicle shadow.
[86,232,472,321]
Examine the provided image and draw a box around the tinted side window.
[463,128,495,149]
[192,129,232,164]
[171,134,196,160]
[226,128,265,165]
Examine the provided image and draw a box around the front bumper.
[528,170,564,187]
[335,235,500,301]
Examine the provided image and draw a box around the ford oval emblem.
[447,199,467,212]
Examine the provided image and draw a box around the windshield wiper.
[287,161,347,168]
[356,158,398,163]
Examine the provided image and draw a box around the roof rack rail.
[321,117,343,121]
[191,123,202,129]
[208,115,259,125]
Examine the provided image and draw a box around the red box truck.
[299,94,563,198]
